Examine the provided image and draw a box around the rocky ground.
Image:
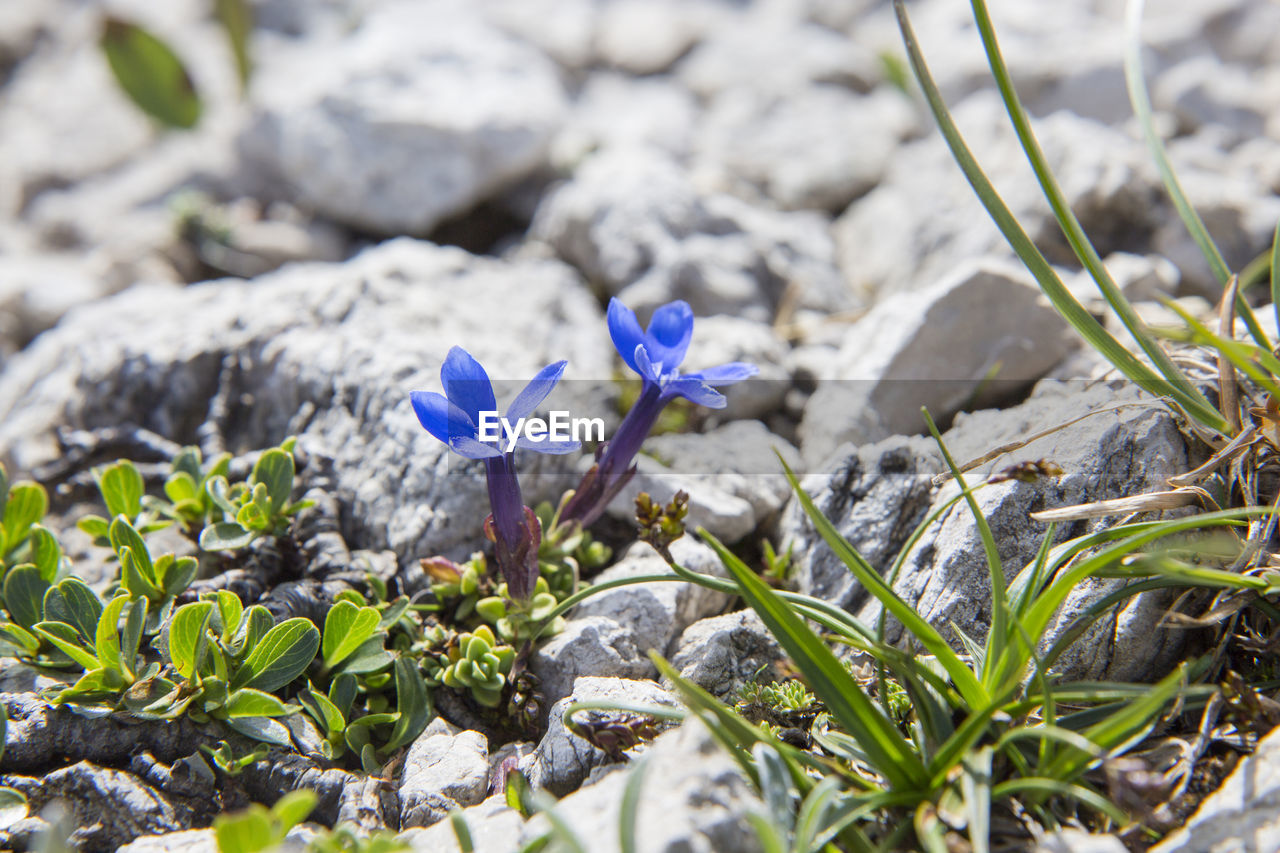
[3,0,1280,850]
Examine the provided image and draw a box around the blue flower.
[410,347,580,460]
[561,299,758,527]
[606,299,758,407]
[410,346,578,600]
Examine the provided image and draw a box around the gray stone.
[594,0,704,75]
[799,258,1074,463]
[857,381,1190,682]
[612,421,804,544]
[522,718,765,853]
[573,538,733,657]
[529,617,654,709]
[667,610,784,698]
[525,677,677,796]
[1151,724,1280,852]
[239,0,567,235]
[1155,56,1267,142]
[780,435,941,610]
[401,794,523,853]
[399,717,490,829]
[0,238,612,570]
[552,73,698,167]
[531,146,854,323]
[693,85,918,212]
[119,829,218,853]
[1033,830,1127,853]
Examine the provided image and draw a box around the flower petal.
[441,346,498,423]
[505,360,568,423]
[449,435,505,459]
[411,391,478,446]
[684,361,759,386]
[514,436,582,454]
[644,300,693,373]
[664,376,727,408]
[607,299,646,375]
[633,344,663,385]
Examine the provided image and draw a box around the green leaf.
[200,522,256,552]
[333,635,393,675]
[252,449,294,515]
[322,600,382,670]
[214,0,253,90]
[76,514,111,542]
[4,565,51,630]
[159,555,198,597]
[33,621,99,670]
[223,687,294,718]
[109,516,155,579]
[168,602,214,680]
[100,16,202,129]
[121,596,147,679]
[383,657,432,753]
[301,684,345,734]
[121,547,164,601]
[0,465,7,518]
[27,527,62,582]
[618,756,649,853]
[95,594,131,675]
[225,715,294,748]
[270,789,317,835]
[2,483,47,554]
[214,590,244,640]
[98,460,145,519]
[164,471,199,505]
[206,476,237,517]
[233,617,320,693]
[704,529,929,790]
[329,672,357,718]
[214,805,275,853]
[43,578,103,643]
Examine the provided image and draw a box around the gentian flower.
[411,347,579,599]
[561,299,758,527]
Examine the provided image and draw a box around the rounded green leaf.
[250,449,294,515]
[4,565,50,629]
[168,602,214,680]
[100,17,202,129]
[322,601,382,670]
[43,578,103,643]
[199,522,255,552]
[95,594,131,675]
[98,461,144,519]
[223,687,293,718]
[2,483,47,553]
[232,617,320,693]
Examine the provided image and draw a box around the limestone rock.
[399,717,490,829]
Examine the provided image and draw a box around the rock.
[0,239,612,569]
[529,617,654,709]
[610,421,804,544]
[0,761,195,850]
[531,146,854,323]
[573,538,733,657]
[780,435,940,610]
[1151,724,1280,853]
[1155,56,1267,142]
[525,677,678,796]
[799,258,1074,463]
[119,829,218,853]
[843,380,1191,682]
[239,0,567,235]
[399,717,490,829]
[676,13,877,97]
[552,73,698,168]
[693,85,918,212]
[521,718,765,853]
[594,0,702,75]
[667,610,785,698]
[1033,830,1127,853]
[401,794,524,853]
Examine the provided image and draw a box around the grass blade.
[892,0,1227,432]
[703,532,930,790]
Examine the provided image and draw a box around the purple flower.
[411,347,578,599]
[561,299,758,527]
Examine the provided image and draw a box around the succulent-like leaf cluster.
[421,624,514,708]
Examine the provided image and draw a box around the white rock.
[574,538,733,656]
[693,85,918,212]
[532,146,854,322]
[399,717,490,828]
[530,617,655,709]
[552,73,698,167]
[1032,829,1127,853]
[1151,724,1280,852]
[524,677,678,796]
[667,610,784,698]
[594,0,702,75]
[401,795,524,853]
[799,258,1074,463]
[522,718,765,853]
[239,0,567,234]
